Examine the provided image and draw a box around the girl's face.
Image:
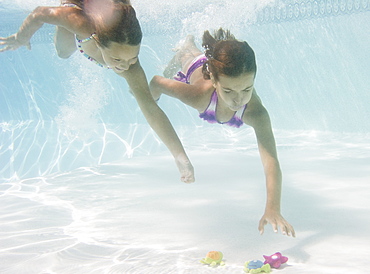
[98,42,140,72]
[212,73,255,111]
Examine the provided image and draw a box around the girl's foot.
[163,35,202,79]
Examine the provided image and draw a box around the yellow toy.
[200,251,225,267]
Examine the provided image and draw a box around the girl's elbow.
[266,158,281,169]
[150,75,160,86]
[31,6,52,22]
[32,6,44,17]
[150,75,163,91]
[25,7,43,24]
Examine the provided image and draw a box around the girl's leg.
[54,26,77,59]
[163,35,202,78]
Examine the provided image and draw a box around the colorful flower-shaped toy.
[263,252,288,268]
[200,251,225,267]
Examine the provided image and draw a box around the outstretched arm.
[245,91,295,237]
[0,6,85,52]
[120,61,195,183]
[149,75,211,112]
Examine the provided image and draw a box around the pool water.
[0,0,370,273]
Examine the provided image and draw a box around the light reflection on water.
[1,130,370,273]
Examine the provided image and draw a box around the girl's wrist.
[265,204,281,213]
[15,33,28,44]
[174,151,190,161]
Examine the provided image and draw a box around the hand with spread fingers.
[0,34,31,52]
[259,210,295,237]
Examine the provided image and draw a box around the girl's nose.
[118,62,129,70]
[234,94,243,104]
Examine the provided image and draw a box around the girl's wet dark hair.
[202,28,256,81]
[86,0,142,47]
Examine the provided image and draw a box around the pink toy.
[263,252,288,268]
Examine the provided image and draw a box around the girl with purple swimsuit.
[0,0,194,183]
[150,28,295,237]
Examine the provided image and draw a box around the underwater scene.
[0,0,370,273]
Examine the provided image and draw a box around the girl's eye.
[114,58,121,62]
[223,89,232,93]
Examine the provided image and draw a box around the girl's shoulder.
[187,80,214,112]
[242,90,270,126]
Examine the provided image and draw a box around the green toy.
[244,260,271,273]
[200,251,225,267]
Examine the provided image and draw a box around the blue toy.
[244,260,271,273]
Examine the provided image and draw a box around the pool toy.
[200,251,225,266]
[263,252,288,268]
[244,260,271,273]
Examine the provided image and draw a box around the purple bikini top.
[174,54,247,128]
[199,91,246,128]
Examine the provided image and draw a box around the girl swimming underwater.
[150,28,295,236]
[0,0,194,183]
